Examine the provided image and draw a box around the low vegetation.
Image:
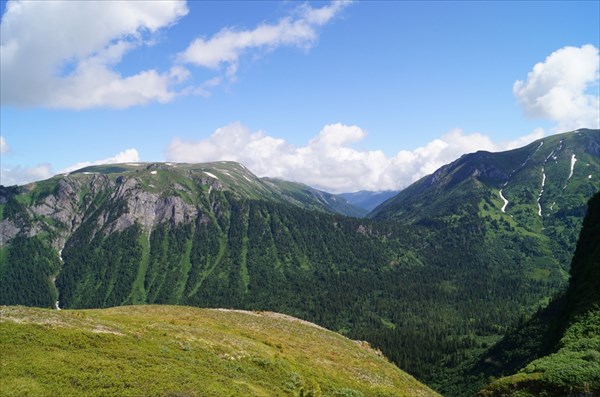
[1,130,598,396]
[478,191,600,396]
[0,305,438,397]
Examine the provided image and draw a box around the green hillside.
[0,131,597,395]
[370,129,599,268]
[366,129,599,394]
[0,305,439,397]
[478,191,600,396]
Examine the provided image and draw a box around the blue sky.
[1,0,599,192]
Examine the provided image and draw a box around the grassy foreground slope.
[0,305,438,397]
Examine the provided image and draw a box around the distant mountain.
[366,129,599,395]
[264,177,368,217]
[339,190,399,212]
[370,129,599,268]
[478,191,600,396]
[0,305,439,396]
[67,161,365,217]
[0,131,597,396]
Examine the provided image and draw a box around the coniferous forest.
[1,130,598,395]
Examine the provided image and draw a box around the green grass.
[480,310,600,396]
[0,305,439,397]
[479,309,600,396]
[478,190,600,396]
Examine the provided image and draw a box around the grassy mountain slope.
[71,161,365,217]
[263,178,368,218]
[370,129,599,269]
[366,129,599,394]
[478,191,600,396]
[0,131,596,396]
[0,180,565,394]
[0,305,439,397]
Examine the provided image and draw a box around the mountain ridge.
[1,129,597,395]
[0,161,365,250]
[369,129,599,269]
[370,129,598,221]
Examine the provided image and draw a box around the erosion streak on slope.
[499,190,509,213]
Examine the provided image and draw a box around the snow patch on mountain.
[537,168,546,217]
[499,190,509,213]
[568,154,577,180]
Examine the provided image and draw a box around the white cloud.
[178,1,350,88]
[0,136,8,154]
[514,44,600,131]
[1,148,141,186]
[60,148,140,173]
[166,123,544,193]
[1,164,53,186]
[1,0,189,109]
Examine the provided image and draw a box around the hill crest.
[0,304,439,396]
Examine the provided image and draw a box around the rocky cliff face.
[103,176,199,234]
[0,172,206,250]
[0,162,363,251]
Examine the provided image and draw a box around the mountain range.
[338,190,399,212]
[0,128,598,395]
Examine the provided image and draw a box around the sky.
[1,0,599,193]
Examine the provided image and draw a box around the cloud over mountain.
[514,44,600,131]
[1,146,141,186]
[60,149,141,174]
[166,123,544,193]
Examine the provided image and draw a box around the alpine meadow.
[1,1,599,396]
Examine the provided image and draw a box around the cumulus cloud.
[1,0,189,109]
[1,148,141,186]
[60,148,141,173]
[514,44,600,131]
[178,1,350,88]
[166,123,544,193]
[1,164,53,186]
[0,136,8,154]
